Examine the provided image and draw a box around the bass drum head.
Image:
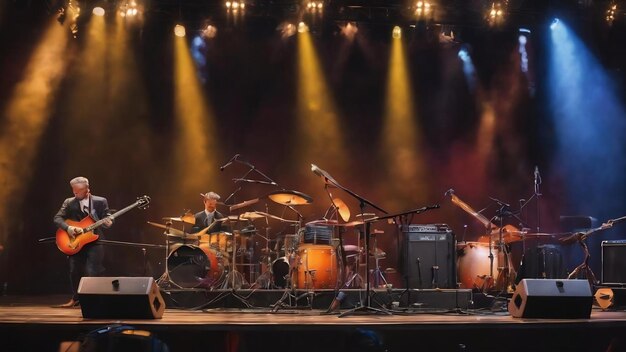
[167,244,225,288]
[271,257,290,288]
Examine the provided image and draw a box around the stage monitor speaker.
[602,240,626,285]
[78,277,165,319]
[403,224,456,289]
[508,279,592,318]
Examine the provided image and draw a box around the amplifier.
[402,224,456,289]
[602,240,626,285]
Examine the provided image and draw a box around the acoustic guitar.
[56,195,150,255]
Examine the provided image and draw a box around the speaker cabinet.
[602,240,626,285]
[508,279,592,318]
[403,224,456,289]
[78,277,165,319]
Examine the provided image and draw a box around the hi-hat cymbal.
[267,190,313,206]
[162,212,195,225]
[332,197,350,222]
[146,221,190,238]
[240,212,266,220]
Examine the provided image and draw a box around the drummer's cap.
[200,191,221,200]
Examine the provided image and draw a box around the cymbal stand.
[340,205,390,317]
[156,221,182,289]
[370,232,388,288]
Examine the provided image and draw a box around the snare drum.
[167,243,227,288]
[293,244,338,289]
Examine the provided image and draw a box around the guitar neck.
[84,200,141,232]
[450,193,494,229]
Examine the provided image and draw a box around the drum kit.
[150,189,362,292]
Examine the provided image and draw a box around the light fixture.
[392,25,401,39]
[298,21,309,33]
[92,6,105,16]
[174,24,186,37]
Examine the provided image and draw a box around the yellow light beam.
[381,35,426,206]
[0,19,69,238]
[294,30,347,185]
[173,36,221,199]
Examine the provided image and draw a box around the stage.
[2,293,626,352]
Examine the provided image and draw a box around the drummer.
[191,191,227,233]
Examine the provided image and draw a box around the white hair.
[201,191,221,200]
[69,176,89,187]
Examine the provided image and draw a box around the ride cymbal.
[267,190,313,206]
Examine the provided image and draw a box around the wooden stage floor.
[2,295,626,352]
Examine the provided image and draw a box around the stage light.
[203,25,217,39]
[550,18,559,30]
[233,1,239,9]
[340,22,358,40]
[606,4,617,24]
[226,1,232,8]
[392,26,401,39]
[92,7,105,16]
[174,24,186,37]
[298,21,309,33]
[487,2,505,25]
[415,1,432,16]
[279,22,297,38]
[118,0,141,18]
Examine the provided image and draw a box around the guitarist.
[53,176,113,308]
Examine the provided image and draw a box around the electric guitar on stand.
[56,195,150,255]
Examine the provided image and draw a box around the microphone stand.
[340,206,440,317]
[309,164,390,315]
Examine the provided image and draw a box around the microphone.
[534,166,542,185]
[444,189,454,196]
[220,154,240,171]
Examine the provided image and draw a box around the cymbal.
[355,213,377,221]
[267,190,313,206]
[165,233,199,240]
[216,215,243,222]
[240,212,266,220]
[332,197,350,222]
[162,212,195,225]
[147,221,190,238]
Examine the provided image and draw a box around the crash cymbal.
[355,213,377,221]
[267,190,313,206]
[332,197,350,222]
[147,221,193,238]
[162,212,195,225]
[240,212,266,220]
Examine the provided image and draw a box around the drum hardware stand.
[370,231,388,288]
[560,215,626,287]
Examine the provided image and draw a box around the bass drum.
[167,244,227,288]
[271,256,291,288]
[457,242,500,291]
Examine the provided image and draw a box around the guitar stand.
[566,234,598,287]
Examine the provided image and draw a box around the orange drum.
[198,232,232,256]
[456,242,501,290]
[293,244,338,289]
[167,244,227,288]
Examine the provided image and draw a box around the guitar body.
[56,216,100,256]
